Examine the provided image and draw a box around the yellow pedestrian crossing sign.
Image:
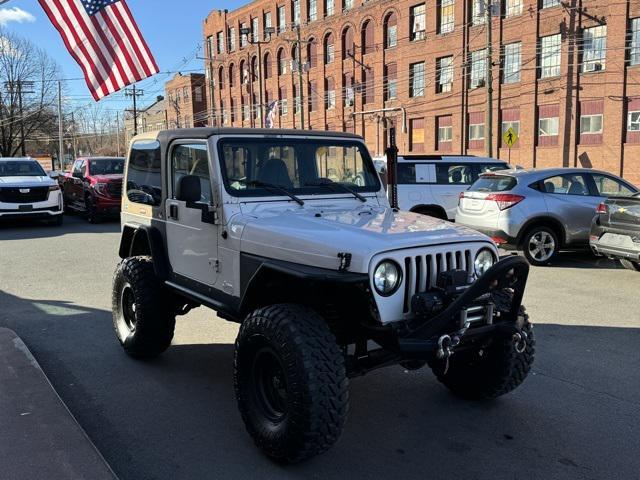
[503,127,519,148]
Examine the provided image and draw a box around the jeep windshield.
[0,160,46,177]
[218,138,381,198]
[89,158,124,175]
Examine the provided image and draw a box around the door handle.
[169,204,178,220]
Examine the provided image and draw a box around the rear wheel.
[620,259,640,272]
[522,226,559,266]
[112,256,175,358]
[234,304,348,463]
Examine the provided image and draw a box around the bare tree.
[0,29,61,157]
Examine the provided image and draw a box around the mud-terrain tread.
[620,259,640,272]
[234,303,349,463]
[429,309,535,400]
[112,256,175,358]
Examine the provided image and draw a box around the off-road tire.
[112,256,175,359]
[620,259,640,272]
[521,226,559,266]
[428,311,535,400]
[234,304,349,463]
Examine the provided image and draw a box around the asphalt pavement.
[0,215,638,480]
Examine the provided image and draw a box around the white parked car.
[0,157,64,225]
[396,155,509,220]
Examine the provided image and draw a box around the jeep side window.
[436,164,472,185]
[171,144,212,204]
[126,140,162,206]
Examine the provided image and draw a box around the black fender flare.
[119,224,170,280]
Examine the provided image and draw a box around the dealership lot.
[0,216,638,480]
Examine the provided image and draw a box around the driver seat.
[258,158,293,188]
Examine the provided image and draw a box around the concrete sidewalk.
[0,328,117,480]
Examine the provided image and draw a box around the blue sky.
[0,0,237,111]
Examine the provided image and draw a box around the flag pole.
[58,80,64,171]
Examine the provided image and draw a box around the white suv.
[396,155,509,220]
[0,158,64,225]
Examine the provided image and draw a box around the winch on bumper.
[391,255,530,361]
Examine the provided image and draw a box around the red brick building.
[203,1,640,184]
[164,73,209,129]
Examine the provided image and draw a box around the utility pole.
[296,24,305,130]
[125,85,144,135]
[57,81,64,171]
[71,111,78,160]
[485,0,494,158]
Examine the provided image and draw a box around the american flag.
[38,0,159,100]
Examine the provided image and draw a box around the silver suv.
[456,168,638,265]
[113,128,536,462]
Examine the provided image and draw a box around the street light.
[241,26,275,128]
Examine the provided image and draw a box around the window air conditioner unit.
[584,62,603,72]
[475,79,486,88]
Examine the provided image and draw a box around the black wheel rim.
[120,283,137,332]
[251,347,288,422]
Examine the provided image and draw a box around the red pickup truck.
[60,157,124,222]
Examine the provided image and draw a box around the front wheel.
[620,259,640,272]
[522,227,559,266]
[429,311,535,400]
[112,256,176,358]
[85,196,100,223]
[234,304,349,463]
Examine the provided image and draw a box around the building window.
[410,4,426,41]
[541,0,560,8]
[628,111,640,131]
[216,32,224,54]
[228,27,236,52]
[251,18,259,43]
[438,121,453,142]
[277,5,286,33]
[309,81,317,111]
[344,0,353,11]
[384,63,397,100]
[240,22,248,47]
[631,19,640,66]
[409,118,425,153]
[582,26,607,73]
[469,122,485,141]
[580,114,603,134]
[505,0,522,17]
[263,53,271,79]
[307,40,317,68]
[409,62,425,97]
[470,49,486,88]
[362,70,374,104]
[503,42,521,84]
[218,67,224,89]
[195,87,203,103]
[342,27,354,59]
[436,56,453,93]
[308,0,317,21]
[438,0,455,34]
[324,34,335,64]
[539,117,559,136]
[471,0,485,26]
[264,12,272,38]
[292,0,300,24]
[279,87,288,115]
[206,35,214,59]
[384,12,397,48]
[229,63,235,86]
[242,101,250,121]
[540,33,561,78]
[277,49,287,75]
[325,0,335,16]
[362,20,374,54]
[325,77,336,109]
[343,75,354,106]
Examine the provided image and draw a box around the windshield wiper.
[304,179,367,202]
[243,180,305,206]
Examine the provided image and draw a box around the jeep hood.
[236,204,493,272]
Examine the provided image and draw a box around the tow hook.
[512,330,528,354]
[437,319,472,374]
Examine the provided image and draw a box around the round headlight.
[373,260,402,296]
[474,249,496,277]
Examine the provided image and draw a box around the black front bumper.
[395,255,530,357]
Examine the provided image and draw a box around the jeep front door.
[165,142,219,287]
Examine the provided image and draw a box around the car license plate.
[18,205,33,212]
[463,198,482,211]
[600,233,635,248]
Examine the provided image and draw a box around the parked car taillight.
[486,193,524,210]
[595,202,608,214]
[458,192,466,205]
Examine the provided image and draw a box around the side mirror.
[176,175,201,203]
[72,171,83,179]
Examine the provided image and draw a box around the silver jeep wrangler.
[113,128,535,463]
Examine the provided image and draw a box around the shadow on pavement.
[548,250,622,270]
[0,214,119,240]
[0,288,638,480]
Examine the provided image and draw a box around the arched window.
[277,48,287,75]
[342,26,354,59]
[361,20,373,55]
[307,38,317,68]
[325,76,336,109]
[240,59,247,85]
[384,12,397,49]
[228,63,235,87]
[218,66,224,89]
[291,45,299,64]
[250,56,257,84]
[324,33,335,64]
[230,98,236,123]
[264,52,272,79]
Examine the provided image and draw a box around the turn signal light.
[486,193,524,210]
[596,202,608,214]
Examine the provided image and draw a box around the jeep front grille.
[402,249,473,313]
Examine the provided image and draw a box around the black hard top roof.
[156,128,363,143]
